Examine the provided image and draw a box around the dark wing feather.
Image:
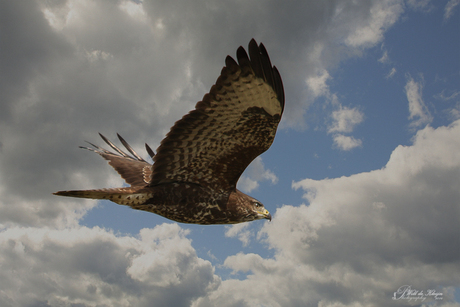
[82,134,153,187]
[145,143,155,159]
[150,39,284,191]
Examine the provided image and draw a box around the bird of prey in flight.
[55,39,284,225]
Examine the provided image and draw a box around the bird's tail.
[53,187,153,206]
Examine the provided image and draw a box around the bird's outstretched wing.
[81,133,153,187]
[150,39,284,191]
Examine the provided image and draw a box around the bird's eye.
[254,202,262,208]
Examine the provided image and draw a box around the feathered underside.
[149,39,284,191]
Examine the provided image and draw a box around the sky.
[0,0,459,306]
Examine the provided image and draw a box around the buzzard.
[54,39,284,224]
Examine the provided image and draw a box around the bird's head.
[252,200,272,221]
[228,190,271,223]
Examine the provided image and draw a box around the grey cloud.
[0,0,72,121]
[0,223,220,307]
[0,0,407,218]
[2,1,454,306]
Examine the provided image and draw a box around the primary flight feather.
[54,39,284,225]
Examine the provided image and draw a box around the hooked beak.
[263,209,272,221]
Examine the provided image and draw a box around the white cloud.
[0,223,220,306]
[306,69,331,99]
[194,120,460,306]
[238,157,278,193]
[405,76,433,128]
[327,106,364,150]
[344,2,403,48]
[224,224,252,247]
[306,69,365,151]
[332,134,363,150]
[328,106,364,134]
[118,0,147,22]
[444,0,460,20]
[236,177,260,194]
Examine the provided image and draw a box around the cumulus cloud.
[3,0,398,227]
[0,0,402,215]
[327,106,364,150]
[2,1,455,306]
[224,224,252,247]
[343,1,403,48]
[328,106,364,134]
[306,69,331,99]
[306,71,364,151]
[195,120,460,307]
[238,157,278,193]
[405,76,433,128]
[332,134,363,150]
[0,223,220,307]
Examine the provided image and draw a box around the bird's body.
[61,182,261,224]
[54,39,284,225]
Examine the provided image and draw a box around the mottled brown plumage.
[54,39,284,224]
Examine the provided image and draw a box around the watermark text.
[392,285,443,301]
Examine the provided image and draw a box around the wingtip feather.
[145,143,155,159]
